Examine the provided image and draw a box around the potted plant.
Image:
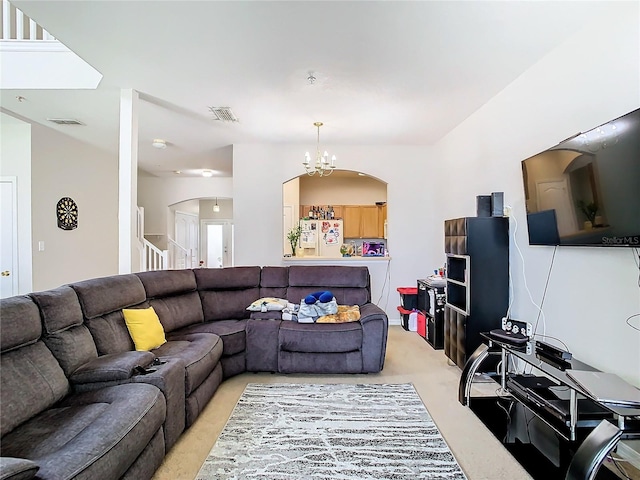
[287,225,301,256]
[577,200,598,228]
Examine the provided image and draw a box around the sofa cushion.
[171,320,246,357]
[72,274,147,319]
[279,322,363,353]
[153,333,223,396]
[0,457,39,480]
[259,266,289,299]
[287,265,371,306]
[72,275,148,355]
[1,383,165,480]
[149,291,204,332]
[194,266,261,290]
[1,342,70,437]
[30,286,83,334]
[195,267,261,321]
[136,269,197,298]
[31,286,99,376]
[123,307,167,351]
[41,326,99,376]
[0,296,41,353]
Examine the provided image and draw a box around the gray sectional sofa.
[0,265,388,480]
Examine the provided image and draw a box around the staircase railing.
[142,239,168,271]
[2,0,56,40]
[168,238,195,270]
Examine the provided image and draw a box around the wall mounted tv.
[521,107,640,247]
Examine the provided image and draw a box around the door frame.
[174,210,199,268]
[200,219,234,268]
[0,177,19,297]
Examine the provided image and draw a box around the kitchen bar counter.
[282,255,391,262]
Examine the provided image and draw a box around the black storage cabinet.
[417,279,445,349]
[443,216,509,368]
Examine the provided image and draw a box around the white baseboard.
[389,318,401,326]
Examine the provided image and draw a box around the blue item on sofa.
[304,290,334,304]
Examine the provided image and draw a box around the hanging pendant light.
[303,122,337,177]
[213,198,220,213]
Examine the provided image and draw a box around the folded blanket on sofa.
[317,305,361,323]
[298,297,338,318]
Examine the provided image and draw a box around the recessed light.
[173,170,181,174]
[201,169,214,177]
[152,139,167,149]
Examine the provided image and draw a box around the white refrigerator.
[299,219,343,257]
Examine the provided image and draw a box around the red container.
[417,311,427,338]
[397,287,418,310]
[397,305,413,331]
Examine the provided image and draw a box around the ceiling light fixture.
[201,169,214,178]
[152,139,167,149]
[213,197,220,213]
[303,122,336,177]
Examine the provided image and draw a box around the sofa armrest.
[359,302,388,324]
[69,351,155,384]
[0,458,39,480]
[358,302,388,373]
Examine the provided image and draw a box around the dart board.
[56,197,78,230]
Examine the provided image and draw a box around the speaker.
[476,195,492,217]
[491,191,504,217]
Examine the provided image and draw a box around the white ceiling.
[2,1,612,177]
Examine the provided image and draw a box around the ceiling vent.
[208,106,238,123]
[47,118,84,126]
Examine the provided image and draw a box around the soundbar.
[535,340,572,361]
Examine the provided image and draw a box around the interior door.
[0,178,18,298]
[536,178,578,237]
[175,211,199,268]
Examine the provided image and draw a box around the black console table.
[459,334,640,480]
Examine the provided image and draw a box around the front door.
[201,220,234,267]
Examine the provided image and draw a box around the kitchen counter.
[282,255,391,262]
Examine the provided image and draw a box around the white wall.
[0,113,33,293]
[138,175,233,235]
[433,5,640,385]
[30,122,118,290]
[233,144,438,318]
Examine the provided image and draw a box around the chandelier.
[303,122,336,176]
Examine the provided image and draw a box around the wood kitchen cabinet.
[343,205,387,238]
[299,204,386,237]
[343,206,362,237]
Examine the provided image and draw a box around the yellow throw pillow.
[122,306,167,351]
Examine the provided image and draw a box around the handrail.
[2,0,56,40]
[167,237,188,254]
[142,239,168,271]
[167,237,195,269]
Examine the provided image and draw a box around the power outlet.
[503,205,512,217]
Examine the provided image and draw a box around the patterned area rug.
[196,383,467,479]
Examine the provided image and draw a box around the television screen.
[521,108,640,246]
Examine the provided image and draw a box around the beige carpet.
[152,326,532,480]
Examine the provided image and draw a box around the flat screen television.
[521,107,640,247]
